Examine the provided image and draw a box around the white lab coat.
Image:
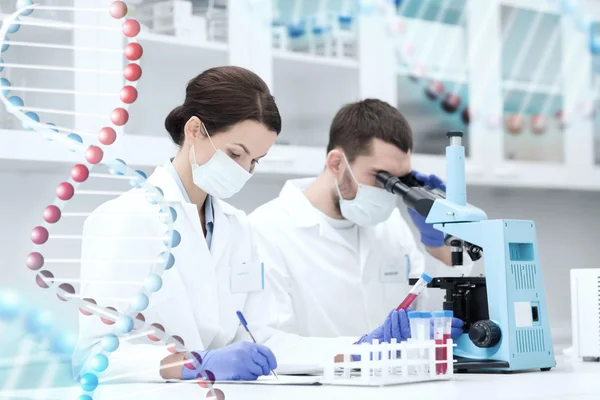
[74,167,352,383]
[249,178,473,338]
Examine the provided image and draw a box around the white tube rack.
[323,339,455,387]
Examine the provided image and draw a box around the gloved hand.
[407,171,446,248]
[429,317,465,339]
[181,341,277,381]
[357,308,412,345]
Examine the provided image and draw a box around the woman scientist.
[75,66,417,384]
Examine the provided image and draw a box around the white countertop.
[4,356,599,400]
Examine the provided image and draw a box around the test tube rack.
[272,13,356,59]
[130,0,228,42]
[323,338,455,387]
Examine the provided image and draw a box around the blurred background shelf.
[137,30,228,52]
[0,0,596,187]
[502,79,560,94]
[273,48,358,69]
[127,32,229,138]
[273,47,360,149]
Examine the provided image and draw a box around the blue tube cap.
[432,311,445,318]
[407,311,420,319]
[444,310,454,318]
[420,272,433,283]
[421,312,432,318]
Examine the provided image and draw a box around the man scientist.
[249,98,468,339]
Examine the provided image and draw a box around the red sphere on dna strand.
[0,1,221,399]
[389,0,582,130]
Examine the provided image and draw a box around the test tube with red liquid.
[396,272,433,310]
[433,311,445,374]
[442,310,454,374]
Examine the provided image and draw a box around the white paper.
[275,364,324,376]
[216,375,322,385]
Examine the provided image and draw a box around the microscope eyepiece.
[376,171,439,218]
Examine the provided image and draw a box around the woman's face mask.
[336,153,397,226]
[189,123,252,199]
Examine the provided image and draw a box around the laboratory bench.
[4,355,599,400]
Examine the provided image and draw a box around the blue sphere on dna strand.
[0,290,83,395]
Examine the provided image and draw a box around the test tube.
[396,272,433,310]
[442,310,454,374]
[408,311,420,340]
[433,311,445,374]
[419,312,431,371]
[419,312,432,342]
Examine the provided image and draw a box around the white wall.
[1,170,598,346]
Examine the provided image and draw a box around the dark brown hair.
[326,98,413,161]
[165,66,281,145]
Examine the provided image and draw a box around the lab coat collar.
[279,178,325,228]
[147,165,233,263]
[147,165,187,203]
[208,198,230,263]
[148,166,206,245]
[280,178,360,252]
[147,165,237,216]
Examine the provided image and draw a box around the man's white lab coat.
[249,178,472,338]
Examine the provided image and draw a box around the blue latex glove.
[429,317,465,340]
[181,341,277,381]
[357,308,412,345]
[407,171,446,248]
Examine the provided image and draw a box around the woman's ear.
[327,149,344,179]
[183,116,202,144]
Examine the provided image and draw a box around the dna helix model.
[0,289,78,397]
[387,0,595,132]
[266,0,594,131]
[0,1,223,399]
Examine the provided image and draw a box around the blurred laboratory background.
[0,0,599,356]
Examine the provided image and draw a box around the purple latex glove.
[412,171,446,192]
[407,171,446,247]
[181,341,277,381]
[357,308,412,345]
[354,308,412,361]
[429,317,465,339]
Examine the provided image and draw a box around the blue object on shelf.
[312,25,325,35]
[590,24,600,55]
[288,23,306,38]
[338,15,353,29]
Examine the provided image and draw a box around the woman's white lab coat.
[74,165,351,383]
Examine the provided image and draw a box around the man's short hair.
[326,98,413,161]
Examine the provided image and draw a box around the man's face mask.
[336,153,397,226]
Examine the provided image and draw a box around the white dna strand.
[378,0,595,132]
[0,289,78,397]
[0,1,223,399]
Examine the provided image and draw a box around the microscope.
[377,131,555,373]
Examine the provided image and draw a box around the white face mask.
[336,153,397,226]
[190,124,252,199]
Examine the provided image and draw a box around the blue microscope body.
[378,131,555,372]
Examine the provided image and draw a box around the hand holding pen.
[236,310,279,380]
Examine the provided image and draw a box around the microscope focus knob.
[469,320,501,348]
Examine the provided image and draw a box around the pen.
[236,310,279,380]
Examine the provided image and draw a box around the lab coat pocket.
[230,261,264,294]
[379,255,408,283]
